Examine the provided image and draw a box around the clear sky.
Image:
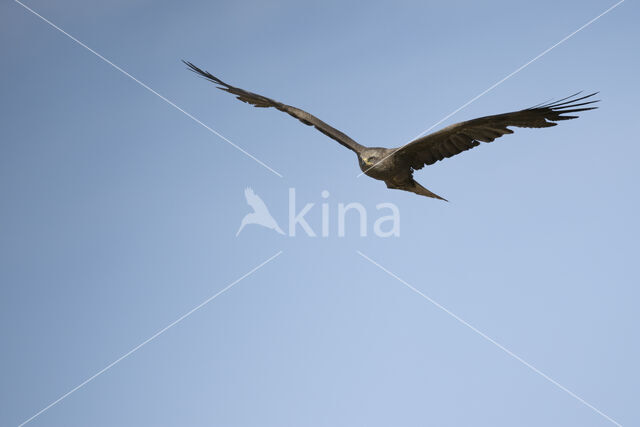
[1,0,638,426]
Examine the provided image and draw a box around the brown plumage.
[184,60,598,201]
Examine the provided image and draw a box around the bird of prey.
[236,187,284,236]
[184,61,598,201]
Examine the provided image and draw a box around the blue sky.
[1,0,638,426]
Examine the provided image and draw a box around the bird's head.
[361,156,377,166]
[359,148,388,167]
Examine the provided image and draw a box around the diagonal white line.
[357,0,624,177]
[14,0,283,178]
[356,250,622,427]
[17,251,283,427]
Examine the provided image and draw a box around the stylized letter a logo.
[236,188,285,236]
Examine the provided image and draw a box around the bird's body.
[356,147,446,199]
[184,61,598,201]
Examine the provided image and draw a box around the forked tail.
[412,181,448,201]
[386,179,448,201]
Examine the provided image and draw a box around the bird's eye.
[370,157,377,162]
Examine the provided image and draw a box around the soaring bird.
[184,61,598,201]
[236,187,284,236]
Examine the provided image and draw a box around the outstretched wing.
[399,92,599,170]
[183,61,365,154]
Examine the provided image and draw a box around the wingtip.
[531,91,601,110]
[182,61,229,88]
[182,59,202,75]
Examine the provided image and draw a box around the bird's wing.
[183,61,365,154]
[398,92,599,170]
[244,187,270,213]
